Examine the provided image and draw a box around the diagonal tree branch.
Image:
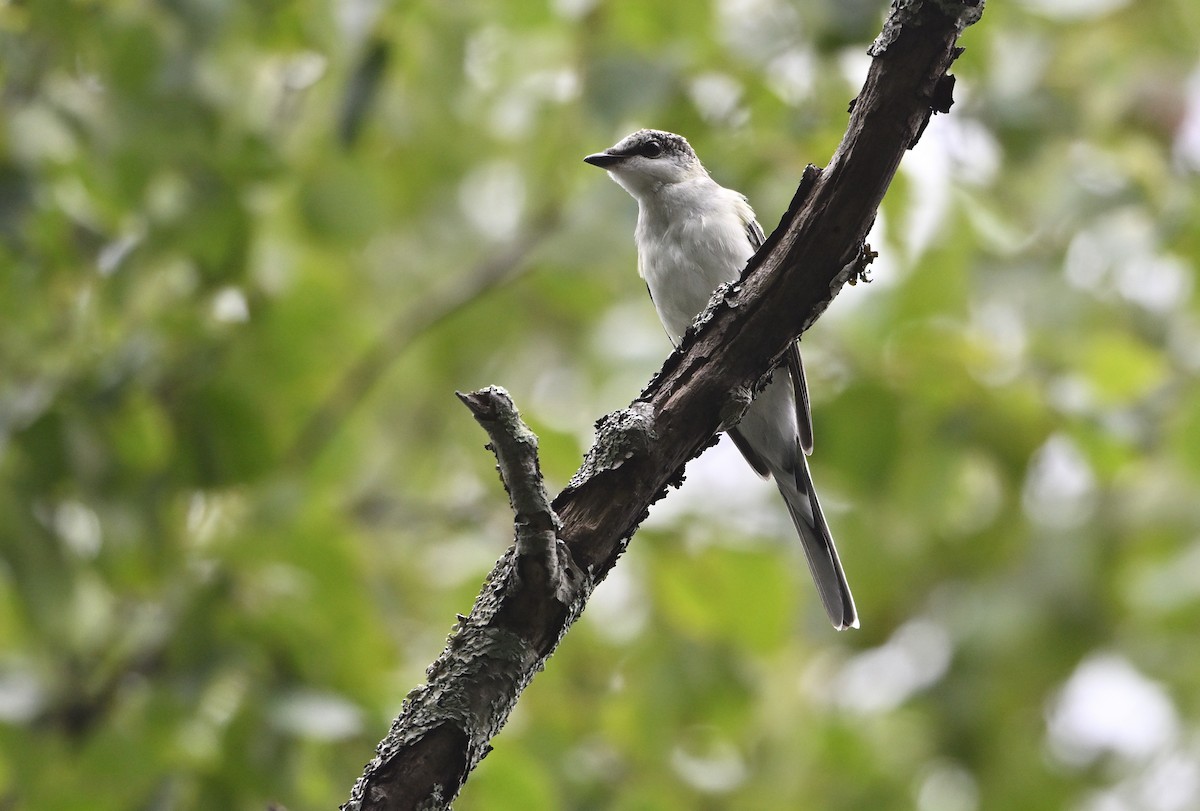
[560,0,981,580]
[344,2,984,808]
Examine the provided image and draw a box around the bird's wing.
[744,216,766,252]
[744,215,815,456]
[727,427,771,478]
[788,342,815,456]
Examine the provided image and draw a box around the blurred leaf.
[1078,331,1169,404]
[3,1,1200,809]
[653,545,795,652]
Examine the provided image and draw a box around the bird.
[584,129,857,630]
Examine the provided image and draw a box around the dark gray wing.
[728,427,771,478]
[745,218,766,251]
[788,343,814,456]
[729,219,772,476]
[746,217,815,456]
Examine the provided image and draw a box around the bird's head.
[584,129,707,198]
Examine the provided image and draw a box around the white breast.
[635,180,756,345]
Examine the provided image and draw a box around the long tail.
[777,457,858,630]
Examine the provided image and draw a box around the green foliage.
[2,0,1200,808]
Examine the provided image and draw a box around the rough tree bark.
[344,1,985,808]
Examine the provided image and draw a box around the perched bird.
[584,129,857,630]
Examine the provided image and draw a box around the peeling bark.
[344,2,984,808]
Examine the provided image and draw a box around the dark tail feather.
[777,458,857,630]
[787,344,815,456]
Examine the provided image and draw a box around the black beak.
[583,151,623,168]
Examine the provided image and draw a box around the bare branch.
[345,389,587,811]
[456,386,562,586]
[345,2,984,808]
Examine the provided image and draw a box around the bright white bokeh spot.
[831,618,953,713]
[9,104,78,163]
[529,68,579,104]
[459,161,526,241]
[1078,749,1200,811]
[552,0,598,19]
[689,72,747,126]
[901,115,1003,262]
[1175,61,1200,171]
[1064,209,1192,314]
[584,564,649,644]
[765,48,815,105]
[716,0,802,64]
[421,535,497,588]
[463,26,579,138]
[916,761,980,811]
[269,690,364,741]
[670,734,747,794]
[0,668,44,723]
[97,231,142,276]
[899,119,952,263]
[281,51,327,91]
[1065,226,1110,291]
[641,435,784,540]
[1132,752,1200,811]
[967,300,1027,386]
[1045,374,1097,416]
[528,360,590,435]
[822,210,904,322]
[1070,142,1130,198]
[1115,254,1192,313]
[334,0,381,44]
[464,26,504,92]
[591,301,671,365]
[212,286,250,323]
[1047,653,1179,766]
[489,67,580,139]
[837,48,872,90]
[54,500,103,559]
[944,116,1003,187]
[989,31,1052,101]
[1021,434,1097,529]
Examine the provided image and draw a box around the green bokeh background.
[3,0,1200,809]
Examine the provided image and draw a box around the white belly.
[638,209,755,345]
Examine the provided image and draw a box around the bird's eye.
[643,140,663,158]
